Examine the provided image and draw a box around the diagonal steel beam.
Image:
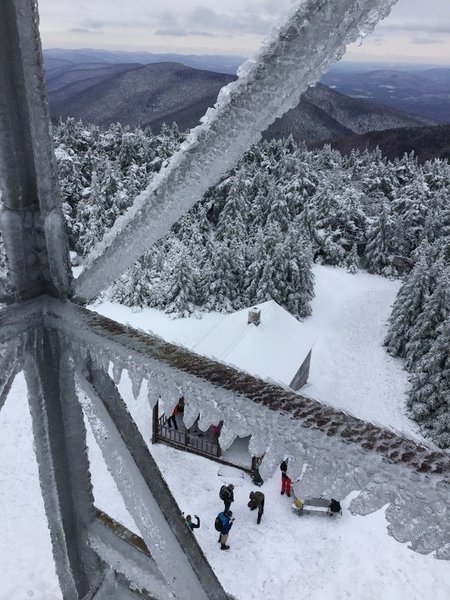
[77,365,229,600]
[81,569,159,600]
[0,0,71,300]
[23,328,100,599]
[74,0,399,303]
[88,510,170,600]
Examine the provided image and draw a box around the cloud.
[189,30,220,38]
[158,11,182,28]
[80,19,104,30]
[69,27,99,34]
[155,27,226,39]
[155,27,189,37]
[188,6,271,34]
[410,37,444,45]
[378,22,450,35]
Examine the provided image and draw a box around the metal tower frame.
[0,1,448,599]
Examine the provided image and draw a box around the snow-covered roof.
[191,300,313,388]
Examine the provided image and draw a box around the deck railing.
[156,414,222,458]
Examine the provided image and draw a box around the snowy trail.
[302,266,418,438]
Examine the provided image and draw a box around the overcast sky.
[38,0,450,64]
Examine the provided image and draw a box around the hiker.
[248,490,265,524]
[280,458,291,497]
[185,514,200,531]
[219,483,234,512]
[177,396,185,414]
[216,510,234,550]
[211,421,222,439]
[167,405,178,429]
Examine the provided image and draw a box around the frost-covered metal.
[0,0,72,300]
[1,0,449,599]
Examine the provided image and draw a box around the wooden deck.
[153,412,253,474]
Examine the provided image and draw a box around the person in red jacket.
[280,459,291,497]
[167,405,178,429]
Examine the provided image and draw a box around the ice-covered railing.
[45,299,450,559]
[74,0,399,303]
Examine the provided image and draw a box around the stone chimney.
[248,307,261,326]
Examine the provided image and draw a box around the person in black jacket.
[219,484,234,512]
[185,514,200,531]
[248,491,265,524]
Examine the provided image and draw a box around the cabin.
[152,300,313,473]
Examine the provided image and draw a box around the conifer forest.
[15,117,449,448]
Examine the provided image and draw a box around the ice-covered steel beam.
[0,0,71,301]
[80,570,136,600]
[47,299,450,478]
[74,0,399,303]
[78,366,229,600]
[88,512,172,600]
[23,328,100,599]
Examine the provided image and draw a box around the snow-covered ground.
[1,265,448,600]
[94,265,418,438]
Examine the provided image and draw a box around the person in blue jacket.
[217,510,234,550]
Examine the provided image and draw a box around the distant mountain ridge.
[310,123,450,163]
[44,48,245,76]
[45,60,434,144]
[321,67,450,123]
[45,49,450,124]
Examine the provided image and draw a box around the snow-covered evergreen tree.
[384,244,433,358]
[364,201,397,276]
[165,241,198,317]
[346,244,359,274]
[392,173,430,258]
[111,257,154,309]
[404,265,450,370]
[408,316,450,448]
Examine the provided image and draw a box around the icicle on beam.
[23,328,100,598]
[0,343,21,413]
[74,0,399,303]
[0,0,71,299]
[78,365,229,600]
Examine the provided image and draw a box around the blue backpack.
[214,512,226,532]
